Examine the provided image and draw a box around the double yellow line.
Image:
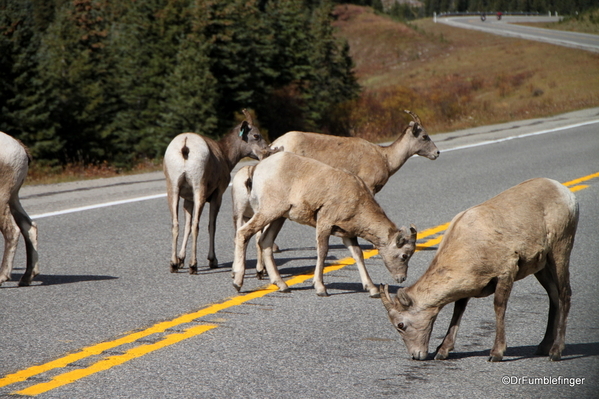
[2,173,597,396]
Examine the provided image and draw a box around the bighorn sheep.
[381,178,578,362]
[271,110,439,194]
[163,110,274,273]
[0,132,39,286]
[232,110,437,280]
[232,151,417,297]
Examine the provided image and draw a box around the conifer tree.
[108,0,187,163]
[303,0,360,132]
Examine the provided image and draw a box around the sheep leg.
[189,191,207,274]
[255,229,264,279]
[11,198,39,286]
[167,188,182,272]
[313,227,331,297]
[257,220,285,279]
[177,199,193,270]
[435,298,470,360]
[0,204,19,285]
[207,193,222,269]
[259,218,289,292]
[232,213,270,292]
[231,216,251,279]
[489,275,514,362]
[342,236,379,297]
[536,247,572,361]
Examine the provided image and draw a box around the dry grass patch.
[332,5,599,139]
[518,8,599,34]
[26,159,163,185]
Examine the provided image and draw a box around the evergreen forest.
[1,0,595,168]
[1,0,360,167]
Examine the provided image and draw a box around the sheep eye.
[397,322,405,331]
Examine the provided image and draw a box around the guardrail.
[433,11,560,22]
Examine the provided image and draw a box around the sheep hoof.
[434,352,448,360]
[316,291,330,297]
[487,354,503,362]
[189,265,198,274]
[367,286,381,298]
[256,270,266,280]
[549,348,562,361]
[278,286,291,293]
[170,263,179,273]
[233,283,242,292]
[208,259,219,269]
[272,243,281,253]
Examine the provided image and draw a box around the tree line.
[0,0,359,167]
[340,0,596,18]
[423,0,596,15]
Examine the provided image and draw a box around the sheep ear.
[396,288,413,308]
[410,123,421,137]
[239,121,251,140]
[409,224,417,242]
[396,231,406,248]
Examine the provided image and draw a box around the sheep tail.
[181,137,189,160]
[245,165,257,192]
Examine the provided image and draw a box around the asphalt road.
[1,107,599,398]
[438,16,599,53]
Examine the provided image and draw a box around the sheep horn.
[380,284,395,312]
[242,109,254,126]
[409,224,417,241]
[404,110,422,125]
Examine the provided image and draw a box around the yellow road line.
[17,324,218,396]
[563,171,599,187]
[4,172,597,395]
[9,235,445,396]
[569,185,589,192]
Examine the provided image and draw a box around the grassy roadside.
[26,159,163,186]
[331,5,599,141]
[517,8,599,34]
[26,5,599,185]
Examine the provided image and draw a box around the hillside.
[331,5,599,139]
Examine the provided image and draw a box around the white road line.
[443,119,599,152]
[32,118,599,219]
[31,193,167,219]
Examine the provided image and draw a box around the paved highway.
[439,16,599,53]
[1,108,599,398]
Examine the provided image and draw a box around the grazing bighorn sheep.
[232,151,417,297]
[271,110,439,194]
[381,178,578,362]
[163,110,274,273]
[0,132,39,286]
[232,110,437,281]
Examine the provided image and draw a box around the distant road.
[439,16,599,53]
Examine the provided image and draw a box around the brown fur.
[163,112,274,273]
[0,132,39,286]
[232,152,417,296]
[381,178,578,362]
[272,111,439,194]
